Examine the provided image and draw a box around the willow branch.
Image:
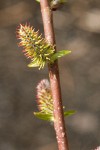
[40,1,69,150]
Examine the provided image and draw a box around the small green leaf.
[51,50,71,62]
[34,112,54,121]
[64,110,76,117]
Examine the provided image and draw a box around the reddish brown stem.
[40,1,69,150]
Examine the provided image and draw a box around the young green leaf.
[34,110,76,121]
[64,110,76,117]
[34,112,54,121]
[51,50,71,62]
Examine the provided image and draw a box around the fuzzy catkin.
[17,24,55,69]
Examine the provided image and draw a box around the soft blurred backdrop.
[0,0,100,150]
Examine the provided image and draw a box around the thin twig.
[40,0,69,150]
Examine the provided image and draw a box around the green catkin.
[17,24,55,69]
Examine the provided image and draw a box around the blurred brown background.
[0,0,100,150]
